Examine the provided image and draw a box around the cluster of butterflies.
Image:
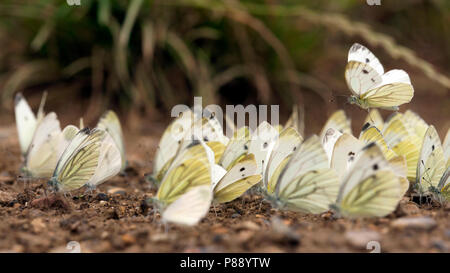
[147,105,449,227]
[14,92,126,192]
[144,43,446,226]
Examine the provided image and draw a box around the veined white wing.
[162,185,212,226]
[85,130,122,188]
[248,121,279,175]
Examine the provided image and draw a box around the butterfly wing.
[438,167,450,201]
[403,110,428,139]
[162,185,212,226]
[348,43,384,75]
[264,127,302,190]
[248,121,279,175]
[52,128,104,192]
[443,128,450,168]
[213,154,261,203]
[153,109,195,179]
[14,93,38,155]
[360,70,414,108]
[336,143,402,218]
[276,135,329,195]
[359,123,396,160]
[363,109,384,130]
[339,170,401,218]
[319,110,352,141]
[219,126,250,170]
[416,125,446,194]
[157,141,212,205]
[24,112,62,178]
[97,110,126,171]
[345,43,384,96]
[276,168,340,214]
[285,104,305,136]
[85,130,122,188]
[331,133,364,179]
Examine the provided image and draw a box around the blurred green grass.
[0,0,449,123]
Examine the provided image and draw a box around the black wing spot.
[361,122,371,131]
[203,136,209,142]
[263,142,268,149]
[372,164,379,170]
[293,146,297,151]
[431,145,435,151]
[244,145,248,150]
[239,167,245,172]
[365,58,370,63]
[348,151,355,156]
[363,69,369,74]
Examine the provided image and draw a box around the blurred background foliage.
[0,0,449,134]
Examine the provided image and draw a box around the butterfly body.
[348,95,370,109]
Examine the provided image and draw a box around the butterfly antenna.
[37,91,48,119]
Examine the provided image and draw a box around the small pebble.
[31,218,46,233]
[0,191,15,203]
[397,202,420,216]
[431,240,448,252]
[121,234,136,245]
[96,193,108,201]
[391,217,437,231]
[107,187,126,195]
[236,221,259,231]
[231,213,240,218]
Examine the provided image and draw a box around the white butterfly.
[211,154,261,204]
[415,125,446,197]
[332,143,404,218]
[156,138,214,226]
[322,125,409,197]
[48,128,120,192]
[266,135,340,214]
[22,112,78,178]
[14,92,47,155]
[345,43,414,111]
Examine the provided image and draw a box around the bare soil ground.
[0,118,449,253]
